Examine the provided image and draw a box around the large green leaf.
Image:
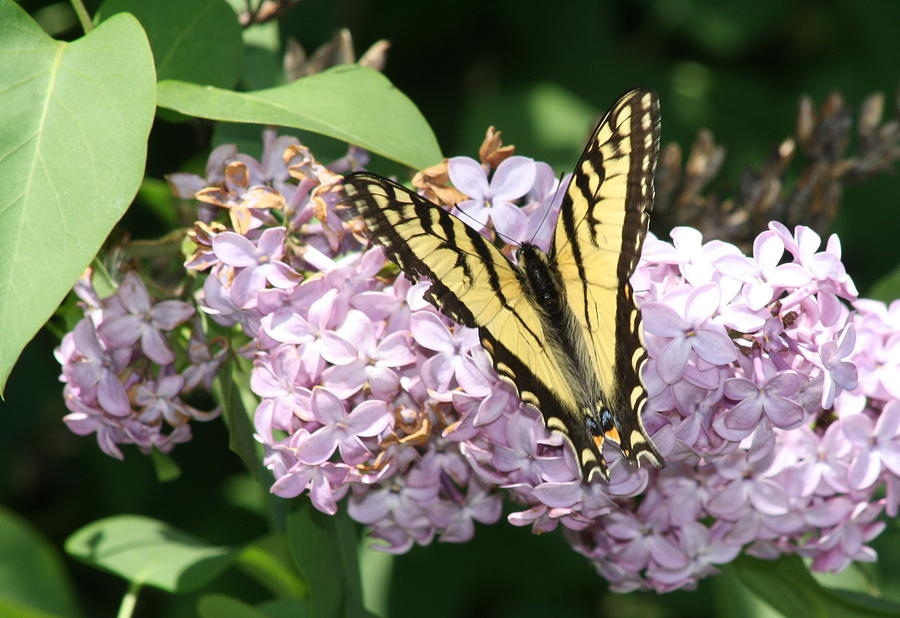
[96,0,243,88]
[0,3,156,394]
[65,515,236,593]
[157,65,443,170]
[0,506,80,617]
[728,555,900,618]
[287,504,370,618]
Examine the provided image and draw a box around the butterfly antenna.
[528,170,568,247]
[453,201,520,247]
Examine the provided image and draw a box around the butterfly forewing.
[552,89,662,471]
[340,176,582,424]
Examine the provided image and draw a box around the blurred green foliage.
[4,0,899,616]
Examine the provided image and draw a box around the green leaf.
[0,506,80,617]
[197,594,274,618]
[0,3,156,394]
[239,19,282,90]
[236,534,307,598]
[157,65,443,170]
[213,356,263,483]
[728,554,900,618]
[868,262,900,303]
[96,0,243,88]
[258,598,313,618]
[65,515,236,593]
[287,504,368,618]
[150,447,182,482]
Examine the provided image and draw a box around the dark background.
[4,0,900,616]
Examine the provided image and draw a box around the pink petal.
[685,283,720,323]
[262,262,300,289]
[724,377,758,399]
[410,312,454,352]
[491,201,528,241]
[749,479,789,515]
[98,314,143,348]
[841,414,874,445]
[318,332,359,365]
[848,451,881,490]
[649,536,689,570]
[716,255,757,281]
[753,232,784,271]
[836,324,856,358]
[420,354,455,393]
[263,311,312,344]
[151,300,195,330]
[296,426,339,465]
[321,361,365,398]
[766,372,800,397]
[310,387,346,424]
[231,267,266,307]
[257,227,287,256]
[875,401,900,438]
[365,366,400,399]
[118,273,152,314]
[722,398,763,432]
[691,328,738,365]
[489,156,536,202]
[762,395,804,429]
[659,338,692,384]
[642,303,686,337]
[745,281,774,311]
[213,232,258,267]
[141,326,175,364]
[375,331,416,366]
[348,400,391,437]
[98,372,131,416]
[448,156,489,197]
[768,263,811,287]
[531,480,581,508]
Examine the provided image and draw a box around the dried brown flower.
[653,86,900,251]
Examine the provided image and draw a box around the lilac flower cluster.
[56,271,221,459]
[60,128,900,592]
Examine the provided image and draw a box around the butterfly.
[338,89,663,482]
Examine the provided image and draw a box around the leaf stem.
[116,582,141,618]
[69,0,93,34]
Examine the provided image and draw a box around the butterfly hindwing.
[552,89,662,473]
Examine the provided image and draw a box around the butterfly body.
[340,89,663,482]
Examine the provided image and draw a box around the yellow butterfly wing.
[551,89,662,475]
[340,176,584,447]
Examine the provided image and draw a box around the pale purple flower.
[449,155,535,240]
[262,289,358,378]
[843,401,900,489]
[642,284,738,383]
[322,310,415,399]
[411,312,492,397]
[716,232,811,310]
[295,388,392,465]
[666,227,742,285]
[98,273,195,364]
[62,129,900,593]
[715,372,805,439]
[212,227,300,307]
[64,319,131,415]
[429,480,503,543]
[819,324,858,408]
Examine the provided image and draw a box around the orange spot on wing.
[605,426,621,444]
